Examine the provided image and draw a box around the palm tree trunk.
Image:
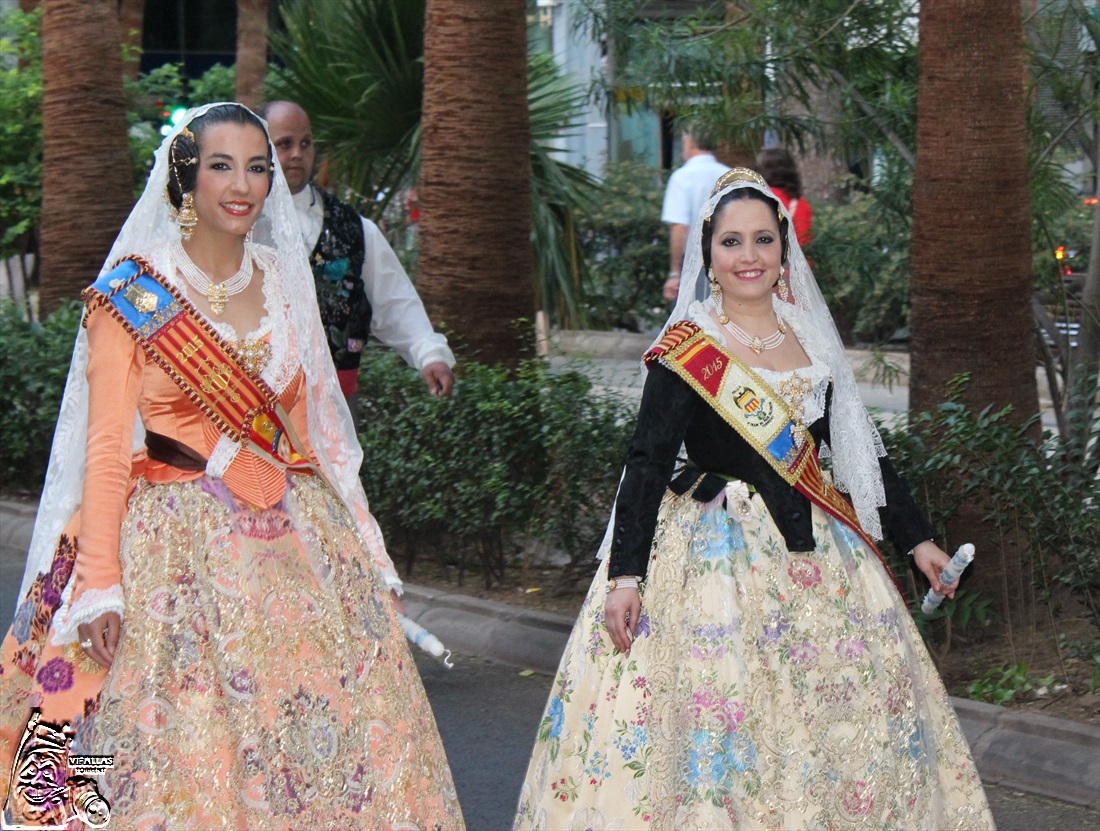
[418,0,533,365]
[38,0,133,313]
[235,0,270,110]
[911,0,1036,424]
[910,0,1036,632]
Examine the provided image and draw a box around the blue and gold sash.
[83,256,314,474]
[646,321,888,565]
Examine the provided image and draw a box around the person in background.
[261,101,455,417]
[757,145,813,248]
[404,184,421,274]
[661,124,730,302]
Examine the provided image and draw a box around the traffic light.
[158,105,189,136]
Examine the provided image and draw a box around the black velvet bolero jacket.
[607,361,936,580]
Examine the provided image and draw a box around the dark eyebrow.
[206,152,269,163]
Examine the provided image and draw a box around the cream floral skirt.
[514,484,995,831]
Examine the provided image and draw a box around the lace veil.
[18,102,399,608]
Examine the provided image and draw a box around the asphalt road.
[414,651,1100,831]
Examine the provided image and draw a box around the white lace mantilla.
[206,435,240,479]
[19,104,402,616]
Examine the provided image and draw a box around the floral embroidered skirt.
[0,475,463,830]
[514,484,995,831]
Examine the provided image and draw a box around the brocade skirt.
[513,483,995,831]
[0,474,463,830]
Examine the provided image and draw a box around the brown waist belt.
[145,430,207,472]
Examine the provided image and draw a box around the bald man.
[261,101,455,408]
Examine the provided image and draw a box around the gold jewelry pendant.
[207,283,229,315]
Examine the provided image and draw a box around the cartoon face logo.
[7,716,70,827]
[3,712,111,830]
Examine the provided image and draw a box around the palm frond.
[267,0,601,326]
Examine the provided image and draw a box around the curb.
[4,503,1099,810]
[402,582,1100,810]
[952,697,1100,808]
[402,584,574,672]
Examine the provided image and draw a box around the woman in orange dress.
[0,103,463,830]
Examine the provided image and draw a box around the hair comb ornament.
[710,167,768,197]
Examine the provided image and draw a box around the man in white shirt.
[661,127,730,302]
[262,101,455,410]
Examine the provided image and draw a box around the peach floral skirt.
[514,486,995,831]
[1,475,463,830]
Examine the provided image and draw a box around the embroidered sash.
[82,256,313,474]
[646,321,887,565]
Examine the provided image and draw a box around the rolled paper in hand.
[398,613,454,668]
[921,543,975,615]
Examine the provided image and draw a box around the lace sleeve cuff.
[51,584,125,646]
[382,569,404,595]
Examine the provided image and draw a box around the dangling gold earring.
[709,267,729,324]
[776,273,790,302]
[176,192,198,241]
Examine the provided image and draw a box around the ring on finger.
[79,639,94,650]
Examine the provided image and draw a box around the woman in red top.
[758,146,813,249]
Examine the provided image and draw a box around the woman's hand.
[912,541,957,600]
[78,612,121,669]
[604,587,641,654]
[391,589,407,617]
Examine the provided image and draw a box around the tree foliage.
[0,7,42,262]
[577,0,920,164]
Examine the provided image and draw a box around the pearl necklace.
[723,316,787,354]
[171,241,255,315]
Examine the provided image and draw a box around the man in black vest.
[262,101,455,416]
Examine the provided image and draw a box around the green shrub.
[967,662,1055,705]
[880,383,1100,635]
[356,346,635,590]
[0,301,82,489]
[578,161,669,333]
[808,184,911,345]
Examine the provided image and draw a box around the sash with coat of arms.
[645,321,890,569]
[82,256,315,475]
